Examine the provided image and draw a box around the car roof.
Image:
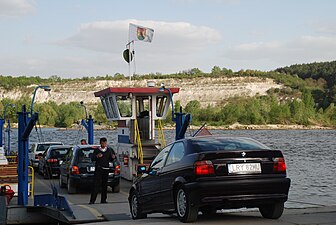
[31,142,63,144]
[48,145,72,149]
[74,145,99,149]
[184,135,256,142]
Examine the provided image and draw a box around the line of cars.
[29,142,120,194]
[28,135,291,223]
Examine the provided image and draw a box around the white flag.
[129,23,154,42]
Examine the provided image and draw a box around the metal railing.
[28,166,34,197]
[0,164,35,197]
[157,120,166,148]
[133,119,143,164]
[6,155,18,164]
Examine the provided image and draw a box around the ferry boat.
[94,82,180,180]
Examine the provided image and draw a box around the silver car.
[29,142,63,168]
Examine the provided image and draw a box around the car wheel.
[67,178,77,194]
[112,184,120,193]
[259,202,284,219]
[175,186,198,223]
[129,190,147,219]
[59,175,66,188]
[201,206,217,216]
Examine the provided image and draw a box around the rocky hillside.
[0,77,282,106]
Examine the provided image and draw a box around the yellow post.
[28,166,34,198]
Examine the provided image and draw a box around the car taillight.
[194,160,214,176]
[47,159,58,163]
[273,157,286,172]
[114,165,120,175]
[71,166,80,175]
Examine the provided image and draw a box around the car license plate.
[88,166,95,172]
[228,163,261,174]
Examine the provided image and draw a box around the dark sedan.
[129,136,291,223]
[38,145,72,179]
[59,145,121,194]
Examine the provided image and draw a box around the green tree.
[211,66,221,76]
[184,100,201,124]
[93,104,108,124]
[35,102,58,126]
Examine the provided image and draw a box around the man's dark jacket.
[91,147,116,169]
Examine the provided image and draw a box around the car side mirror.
[137,165,147,174]
[149,170,157,176]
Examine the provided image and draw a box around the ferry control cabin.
[94,86,179,180]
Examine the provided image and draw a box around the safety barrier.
[5,155,18,164]
[157,120,166,148]
[0,164,35,197]
[134,119,143,164]
[28,166,34,197]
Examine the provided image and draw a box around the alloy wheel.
[176,189,187,217]
[131,194,138,218]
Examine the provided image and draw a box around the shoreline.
[8,123,334,130]
[62,123,334,131]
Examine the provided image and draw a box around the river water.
[4,128,336,209]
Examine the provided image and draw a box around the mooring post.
[0,119,4,148]
[7,119,10,156]
[17,105,29,205]
[17,105,38,205]
[88,115,94,145]
[81,115,94,145]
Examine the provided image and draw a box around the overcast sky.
[1,0,336,78]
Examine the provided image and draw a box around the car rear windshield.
[77,148,95,163]
[37,143,62,152]
[190,137,270,152]
[50,148,69,158]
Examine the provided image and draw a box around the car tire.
[175,186,198,223]
[201,206,217,216]
[67,178,77,194]
[59,175,66,188]
[259,202,284,219]
[112,184,120,193]
[129,190,147,219]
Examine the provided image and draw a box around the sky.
[1,0,336,78]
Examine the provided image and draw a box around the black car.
[38,145,72,179]
[129,136,291,223]
[59,145,121,194]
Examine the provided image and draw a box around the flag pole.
[128,29,131,86]
[132,41,136,81]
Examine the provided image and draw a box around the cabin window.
[136,97,150,118]
[116,95,132,117]
[156,96,167,117]
[107,96,118,118]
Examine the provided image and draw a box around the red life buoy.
[4,184,15,204]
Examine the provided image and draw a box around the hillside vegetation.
[1,61,336,128]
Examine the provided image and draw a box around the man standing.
[89,137,116,204]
